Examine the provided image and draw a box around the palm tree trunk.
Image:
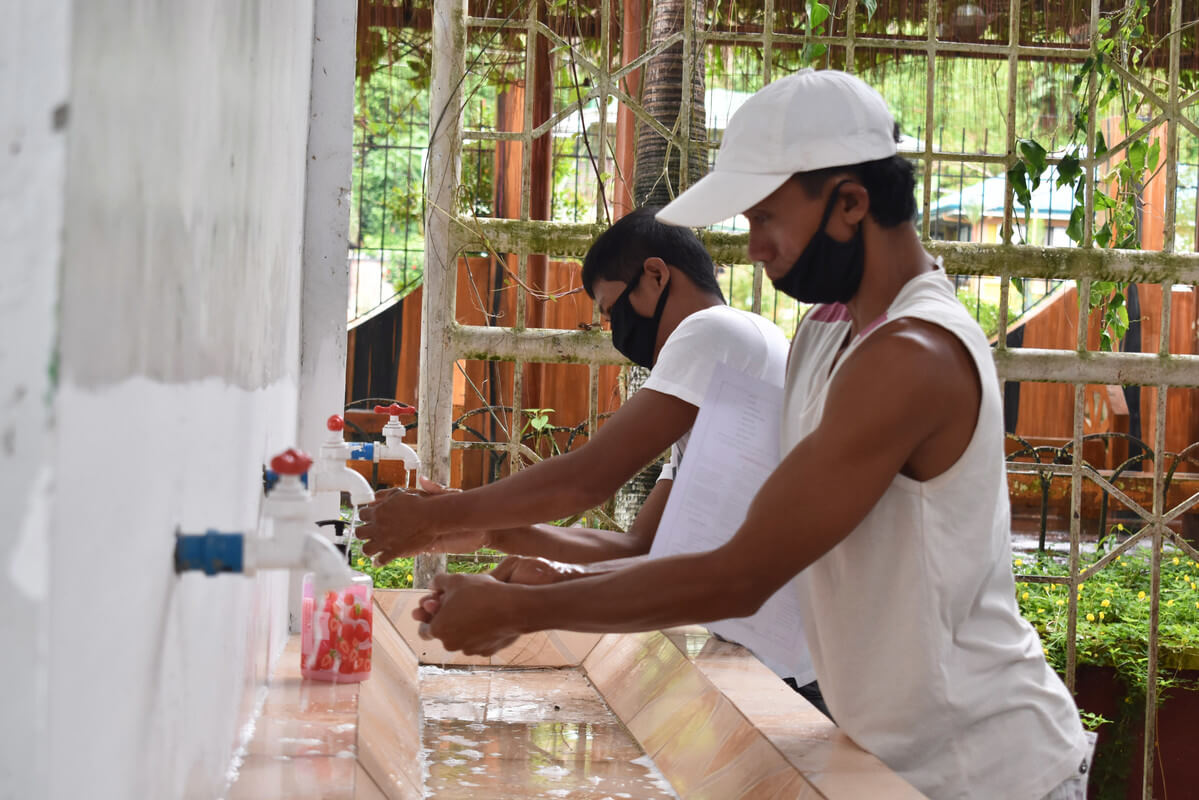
[614,0,707,529]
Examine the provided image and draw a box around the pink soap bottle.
[301,571,373,682]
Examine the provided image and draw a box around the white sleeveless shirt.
[782,269,1088,799]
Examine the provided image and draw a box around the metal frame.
[418,2,1199,794]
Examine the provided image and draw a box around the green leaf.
[1094,190,1116,211]
[1128,138,1147,174]
[1095,223,1112,248]
[802,42,828,63]
[1066,207,1085,242]
[1147,139,1160,173]
[1017,138,1049,176]
[808,1,830,28]
[1056,152,1082,188]
[1072,57,1094,93]
[861,0,878,20]
[1008,162,1032,210]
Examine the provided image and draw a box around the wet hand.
[422,572,522,656]
[491,555,573,586]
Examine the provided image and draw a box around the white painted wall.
[0,2,71,797]
[0,0,359,797]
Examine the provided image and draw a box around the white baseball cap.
[656,69,897,227]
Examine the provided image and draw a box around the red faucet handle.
[271,448,313,476]
[374,403,417,417]
[326,414,345,432]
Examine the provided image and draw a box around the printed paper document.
[650,362,813,683]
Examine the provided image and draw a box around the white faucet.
[373,403,421,484]
[254,448,357,590]
[173,448,357,591]
[311,415,376,507]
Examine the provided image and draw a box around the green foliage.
[348,539,503,589]
[1014,540,1199,697]
[1015,532,1199,799]
[720,265,803,336]
[956,285,1018,339]
[1009,0,1168,353]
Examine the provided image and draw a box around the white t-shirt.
[782,270,1088,798]
[643,305,788,480]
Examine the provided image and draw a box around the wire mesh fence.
[351,1,1199,793]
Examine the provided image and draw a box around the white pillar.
[294,0,359,629]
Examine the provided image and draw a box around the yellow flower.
[1078,584,1085,592]
[1099,611,1106,620]
[1138,591,1147,600]
[1174,557,1181,565]
[1117,523,1125,531]
[1057,599,1065,606]
[1105,586,1114,594]
[1101,598,1110,607]
[1014,559,1023,567]
[1043,647,1050,656]
[1191,583,1196,590]
[1022,592,1030,600]
[1168,599,1175,607]
[405,573,413,584]
[1086,613,1095,622]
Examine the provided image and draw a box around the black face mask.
[608,270,670,369]
[771,179,865,304]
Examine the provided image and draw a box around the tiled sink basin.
[229,589,925,799]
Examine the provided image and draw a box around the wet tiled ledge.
[227,635,362,800]
[375,589,926,799]
[228,590,925,798]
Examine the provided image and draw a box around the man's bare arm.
[488,479,671,563]
[358,389,695,561]
[420,322,980,652]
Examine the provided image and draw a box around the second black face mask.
[609,270,671,369]
[771,179,865,305]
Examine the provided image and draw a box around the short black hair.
[581,207,724,300]
[791,124,917,228]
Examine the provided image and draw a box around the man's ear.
[836,183,870,227]
[642,257,671,290]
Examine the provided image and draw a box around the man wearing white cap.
[414,69,1094,799]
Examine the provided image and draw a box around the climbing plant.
[1011,0,1172,352]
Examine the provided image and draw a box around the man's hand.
[491,555,581,586]
[357,478,488,563]
[415,572,523,656]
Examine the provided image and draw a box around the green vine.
[1010,0,1162,352]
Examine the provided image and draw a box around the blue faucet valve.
[348,442,375,461]
[174,530,245,575]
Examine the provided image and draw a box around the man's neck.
[845,225,935,336]
[654,290,724,357]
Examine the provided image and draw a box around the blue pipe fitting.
[263,469,308,492]
[348,442,375,461]
[175,530,244,575]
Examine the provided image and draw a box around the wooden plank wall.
[346,255,622,490]
[1012,284,1199,468]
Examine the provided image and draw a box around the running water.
[419,666,679,799]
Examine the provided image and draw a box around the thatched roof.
[358,0,1199,73]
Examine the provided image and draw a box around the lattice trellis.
[414,1,1199,795]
